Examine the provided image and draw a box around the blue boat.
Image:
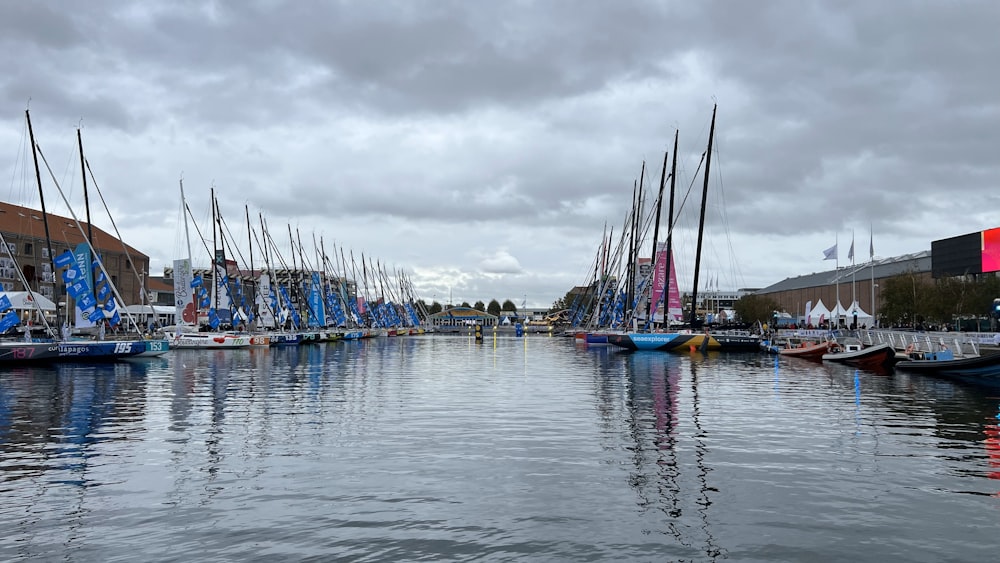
[269,332,302,346]
[57,340,148,361]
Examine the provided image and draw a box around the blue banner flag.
[0,294,11,312]
[53,250,75,268]
[0,309,20,332]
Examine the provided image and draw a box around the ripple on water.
[1,337,999,561]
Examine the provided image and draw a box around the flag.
[848,240,854,261]
[53,250,75,268]
[823,244,837,260]
[0,294,11,312]
[870,232,874,260]
[0,309,20,332]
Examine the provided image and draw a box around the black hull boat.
[894,349,1000,387]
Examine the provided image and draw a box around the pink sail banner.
[650,244,668,317]
[666,256,682,321]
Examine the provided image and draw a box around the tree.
[428,301,442,314]
[473,300,486,312]
[733,294,780,325]
[501,299,517,312]
[879,271,1000,328]
[460,301,471,308]
[487,299,501,316]
[880,271,927,328]
[549,297,566,313]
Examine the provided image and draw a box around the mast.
[870,225,876,327]
[689,104,716,328]
[632,164,645,322]
[77,128,95,249]
[76,127,100,331]
[288,224,298,325]
[210,187,218,312]
[25,109,59,334]
[851,229,857,328]
[646,149,670,324]
[246,204,256,326]
[665,130,679,326]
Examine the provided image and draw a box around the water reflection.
[0,361,149,490]
[619,351,724,561]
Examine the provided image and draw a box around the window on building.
[23,243,33,255]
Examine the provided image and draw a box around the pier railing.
[860,329,997,357]
[774,328,998,358]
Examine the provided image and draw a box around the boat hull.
[0,342,62,363]
[137,339,170,357]
[166,332,251,349]
[894,350,1000,385]
[822,342,895,371]
[58,340,149,360]
[778,341,831,362]
[608,332,713,352]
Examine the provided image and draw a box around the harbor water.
[1,335,999,561]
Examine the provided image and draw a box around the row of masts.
[11,107,427,339]
[16,108,153,338]
[570,105,718,332]
[177,183,427,331]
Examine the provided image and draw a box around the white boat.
[163,330,251,349]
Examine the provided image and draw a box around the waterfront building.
[0,200,148,312]
[756,227,1000,328]
[427,306,498,327]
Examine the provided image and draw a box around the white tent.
[0,291,56,311]
[805,299,830,325]
[828,300,873,327]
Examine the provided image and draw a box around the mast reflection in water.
[1,337,999,561]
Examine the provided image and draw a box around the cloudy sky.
[2,1,998,308]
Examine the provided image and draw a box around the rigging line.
[7,119,29,203]
[216,205,253,275]
[184,197,215,268]
[669,150,706,234]
[708,138,746,288]
[35,143,143,335]
[84,159,152,307]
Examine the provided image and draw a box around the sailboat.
[163,181,250,349]
[607,105,759,353]
[19,109,166,361]
[0,229,63,363]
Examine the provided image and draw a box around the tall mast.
[246,204,256,324]
[76,127,98,329]
[25,109,59,332]
[689,104,716,328]
[288,223,300,326]
[77,128,95,249]
[647,149,670,323]
[211,187,219,312]
[665,129,679,326]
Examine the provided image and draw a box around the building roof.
[427,306,498,320]
[756,251,932,294]
[0,200,146,258]
[147,276,173,293]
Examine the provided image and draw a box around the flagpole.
[835,233,840,329]
[870,224,876,327]
[851,229,856,329]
